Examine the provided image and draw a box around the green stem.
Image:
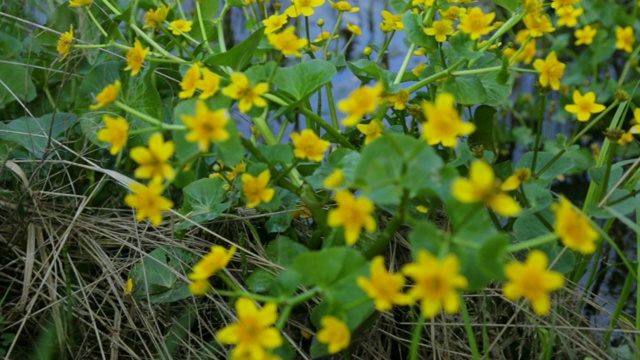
[86,8,108,37]
[394,43,416,84]
[115,101,185,130]
[73,44,108,49]
[476,9,526,53]
[130,24,186,62]
[461,300,481,360]
[409,312,425,360]
[407,58,466,93]
[568,101,619,146]
[375,30,395,64]
[250,107,278,145]
[603,269,635,344]
[325,82,340,129]
[636,205,640,359]
[531,92,547,172]
[617,42,640,86]
[275,287,321,329]
[507,233,558,253]
[323,11,343,58]
[99,0,121,16]
[218,4,231,52]
[196,1,214,54]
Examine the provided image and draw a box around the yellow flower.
[125,39,150,76]
[242,170,275,208]
[130,133,176,181]
[216,298,282,359]
[574,25,597,46]
[615,26,635,53]
[346,23,362,36]
[179,63,202,99]
[501,168,531,191]
[551,0,580,11]
[412,0,435,5]
[268,26,308,57]
[284,0,325,18]
[90,80,121,110]
[533,51,565,90]
[69,0,92,6]
[556,6,583,28]
[169,19,193,35]
[57,25,74,60]
[451,160,522,217]
[421,93,475,148]
[317,316,350,354]
[356,119,384,145]
[223,73,269,113]
[188,245,237,295]
[143,5,169,29]
[357,256,414,311]
[618,131,634,145]
[181,101,230,152]
[523,13,556,37]
[195,68,221,100]
[124,278,134,295]
[503,250,565,316]
[323,168,345,189]
[516,40,537,64]
[338,83,384,126]
[412,63,426,77]
[387,89,410,110]
[564,90,605,122]
[124,178,174,226]
[439,6,466,21]
[330,0,359,12]
[313,31,338,44]
[552,196,599,254]
[380,10,404,32]
[327,190,376,246]
[424,19,454,42]
[97,115,129,155]
[363,46,373,56]
[457,7,495,40]
[402,250,468,319]
[291,129,330,162]
[262,14,288,34]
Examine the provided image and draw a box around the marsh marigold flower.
[574,25,596,46]
[317,316,350,354]
[90,80,121,110]
[421,93,475,148]
[388,89,410,110]
[501,168,532,191]
[357,256,414,311]
[291,129,330,162]
[57,25,74,60]
[124,178,174,226]
[262,14,288,34]
[188,245,236,295]
[556,6,583,28]
[552,196,598,254]
[380,10,404,32]
[69,0,92,7]
[223,73,269,113]
[143,5,169,29]
[323,168,344,189]
[413,0,435,6]
[523,13,555,37]
[169,19,193,35]
[458,7,495,40]
[130,133,176,181]
[330,0,359,12]
[551,0,580,11]
[268,26,308,57]
[181,101,230,152]
[242,170,275,208]
[357,119,384,144]
[440,6,466,20]
[216,298,282,359]
[284,0,325,18]
[125,39,150,76]
[98,115,129,155]
[195,68,221,100]
[564,90,605,122]
[452,160,522,217]
[347,24,362,36]
[424,19,454,42]
[533,51,565,90]
[179,63,202,99]
[402,250,468,319]
[615,26,635,53]
[327,190,376,246]
[338,83,384,126]
[503,250,565,316]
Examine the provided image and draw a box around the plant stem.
[506,233,558,253]
[115,101,185,130]
[407,58,466,93]
[531,91,547,172]
[409,312,425,360]
[86,8,108,37]
[325,82,340,129]
[375,30,395,64]
[195,1,214,54]
[323,11,343,59]
[129,24,186,62]
[394,43,416,84]
[461,300,481,360]
[217,4,231,52]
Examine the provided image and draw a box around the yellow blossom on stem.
[181,101,230,152]
[457,7,495,40]
[179,63,202,99]
[347,24,362,36]
[284,0,325,18]
[439,6,466,20]
[338,83,384,126]
[412,63,426,77]
[268,26,308,57]
[90,80,121,110]
[357,256,414,311]
[503,250,565,316]
[412,0,435,6]
[615,26,635,53]
[356,119,384,145]
[242,170,275,208]
[574,25,596,46]
[402,250,468,319]
[97,115,129,155]
[143,5,169,29]
[291,129,331,162]
[317,316,350,354]
[387,89,410,110]
[323,168,345,189]
[452,160,522,216]
[188,245,237,295]
[327,190,376,245]
[169,19,193,35]
[69,0,92,7]
[515,40,537,65]
[564,90,605,122]
[556,6,583,28]
[618,131,634,145]
[533,51,565,90]
[523,13,556,37]
[380,10,405,32]
[124,178,174,226]
[552,196,599,254]
[262,14,289,34]
[424,19,454,42]
[313,31,338,44]
[421,93,475,148]
[330,0,359,12]
[223,73,269,113]
[130,133,176,181]
[551,0,580,11]
[57,25,74,60]
[216,298,282,359]
[195,68,221,100]
[125,39,150,76]
[501,168,532,191]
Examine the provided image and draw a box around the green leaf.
[468,105,496,153]
[177,178,230,231]
[190,1,220,43]
[517,151,575,182]
[409,221,445,257]
[402,12,436,51]
[493,0,517,13]
[441,76,486,105]
[347,59,395,86]
[268,269,301,298]
[513,210,553,241]
[0,113,78,158]
[0,62,36,109]
[389,0,409,12]
[292,247,366,288]
[305,148,360,190]
[77,61,122,109]
[520,181,553,215]
[473,54,514,106]
[246,269,276,293]
[204,27,264,71]
[447,32,483,60]
[273,60,336,100]
[477,234,508,280]
[258,144,294,165]
[265,236,309,266]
